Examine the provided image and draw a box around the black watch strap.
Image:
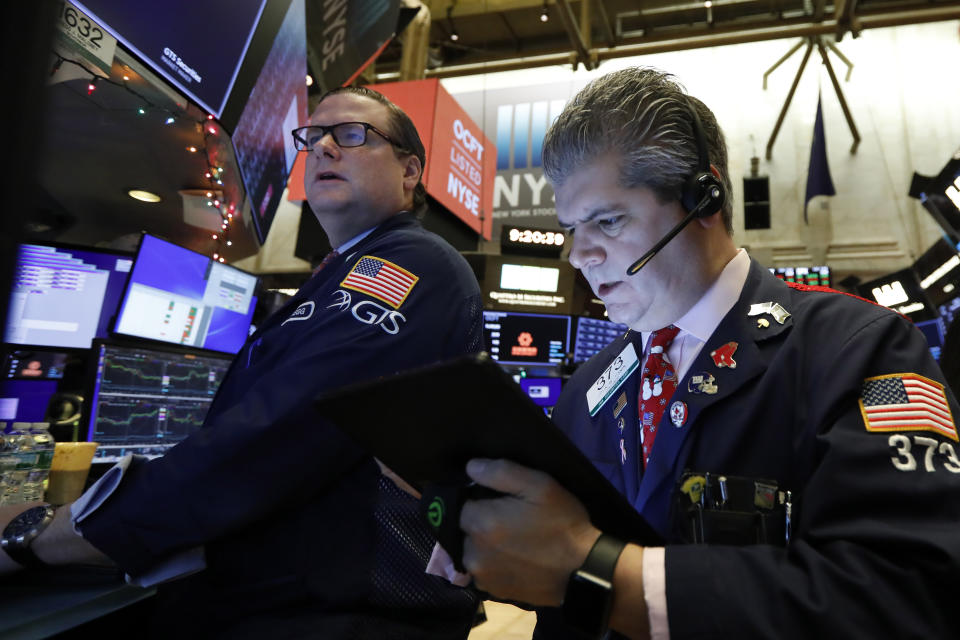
[580,533,627,583]
[562,533,627,638]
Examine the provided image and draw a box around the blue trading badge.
[688,372,719,395]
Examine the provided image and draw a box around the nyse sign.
[446,119,484,215]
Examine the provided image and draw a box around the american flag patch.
[340,256,418,309]
[859,373,958,441]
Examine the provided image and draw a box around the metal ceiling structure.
[373,0,960,80]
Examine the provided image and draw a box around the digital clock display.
[507,227,565,246]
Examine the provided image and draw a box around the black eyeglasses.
[291,122,402,151]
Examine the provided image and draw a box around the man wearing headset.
[456,67,960,638]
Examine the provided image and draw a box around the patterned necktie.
[639,325,681,468]
[312,249,340,276]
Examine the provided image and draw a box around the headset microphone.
[626,98,726,277]
[626,184,722,275]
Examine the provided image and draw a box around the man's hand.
[459,458,600,606]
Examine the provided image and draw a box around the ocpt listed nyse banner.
[368,79,495,240]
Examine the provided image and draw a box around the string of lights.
[51,53,237,263]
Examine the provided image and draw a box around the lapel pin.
[670,401,688,428]
[612,392,627,419]
[617,416,625,433]
[710,341,738,368]
[748,302,791,324]
[757,318,770,329]
[688,372,719,395]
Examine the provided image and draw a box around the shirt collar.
[334,210,411,253]
[641,248,751,346]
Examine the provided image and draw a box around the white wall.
[441,21,960,282]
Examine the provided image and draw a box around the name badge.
[586,343,639,416]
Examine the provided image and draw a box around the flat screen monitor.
[113,234,258,354]
[231,0,307,244]
[573,316,630,363]
[772,266,831,287]
[72,0,268,119]
[86,341,233,463]
[499,264,560,293]
[4,349,70,380]
[0,380,58,423]
[519,377,562,407]
[939,295,960,330]
[483,310,570,367]
[4,243,133,349]
[915,317,946,361]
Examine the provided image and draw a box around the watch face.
[563,570,614,638]
[3,504,53,542]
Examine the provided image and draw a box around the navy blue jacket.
[80,213,483,638]
[549,259,960,638]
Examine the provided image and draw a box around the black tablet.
[314,353,662,546]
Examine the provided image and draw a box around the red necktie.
[639,325,681,468]
[312,249,339,276]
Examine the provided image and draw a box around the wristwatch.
[1,503,56,568]
[562,533,627,639]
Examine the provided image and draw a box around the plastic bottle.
[0,423,34,506]
[21,422,54,503]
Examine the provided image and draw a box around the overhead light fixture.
[306,74,314,87]
[128,189,162,203]
[541,2,549,22]
[447,6,459,41]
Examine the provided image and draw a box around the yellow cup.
[45,442,99,505]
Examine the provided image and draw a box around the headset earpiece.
[679,99,726,218]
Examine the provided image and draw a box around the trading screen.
[87,342,232,463]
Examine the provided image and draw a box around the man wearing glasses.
[0,87,484,638]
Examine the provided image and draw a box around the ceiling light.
[447,6,459,41]
[704,1,712,6]
[128,189,162,203]
[306,74,314,87]
[541,2,549,21]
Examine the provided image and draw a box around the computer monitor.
[72,0,269,120]
[573,316,630,363]
[0,380,59,423]
[4,243,133,349]
[4,348,70,380]
[915,317,947,361]
[85,340,233,463]
[483,310,570,367]
[231,0,307,244]
[771,266,831,287]
[113,234,258,354]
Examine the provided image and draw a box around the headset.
[626,98,726,276]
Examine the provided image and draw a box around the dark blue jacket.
[548,259,960,639]
[80,213,483,638]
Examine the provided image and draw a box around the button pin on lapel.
[757,318,770,329]
[710,341,738,368]
[670,401,688,428]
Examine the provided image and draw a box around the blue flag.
[804,94,836,223]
